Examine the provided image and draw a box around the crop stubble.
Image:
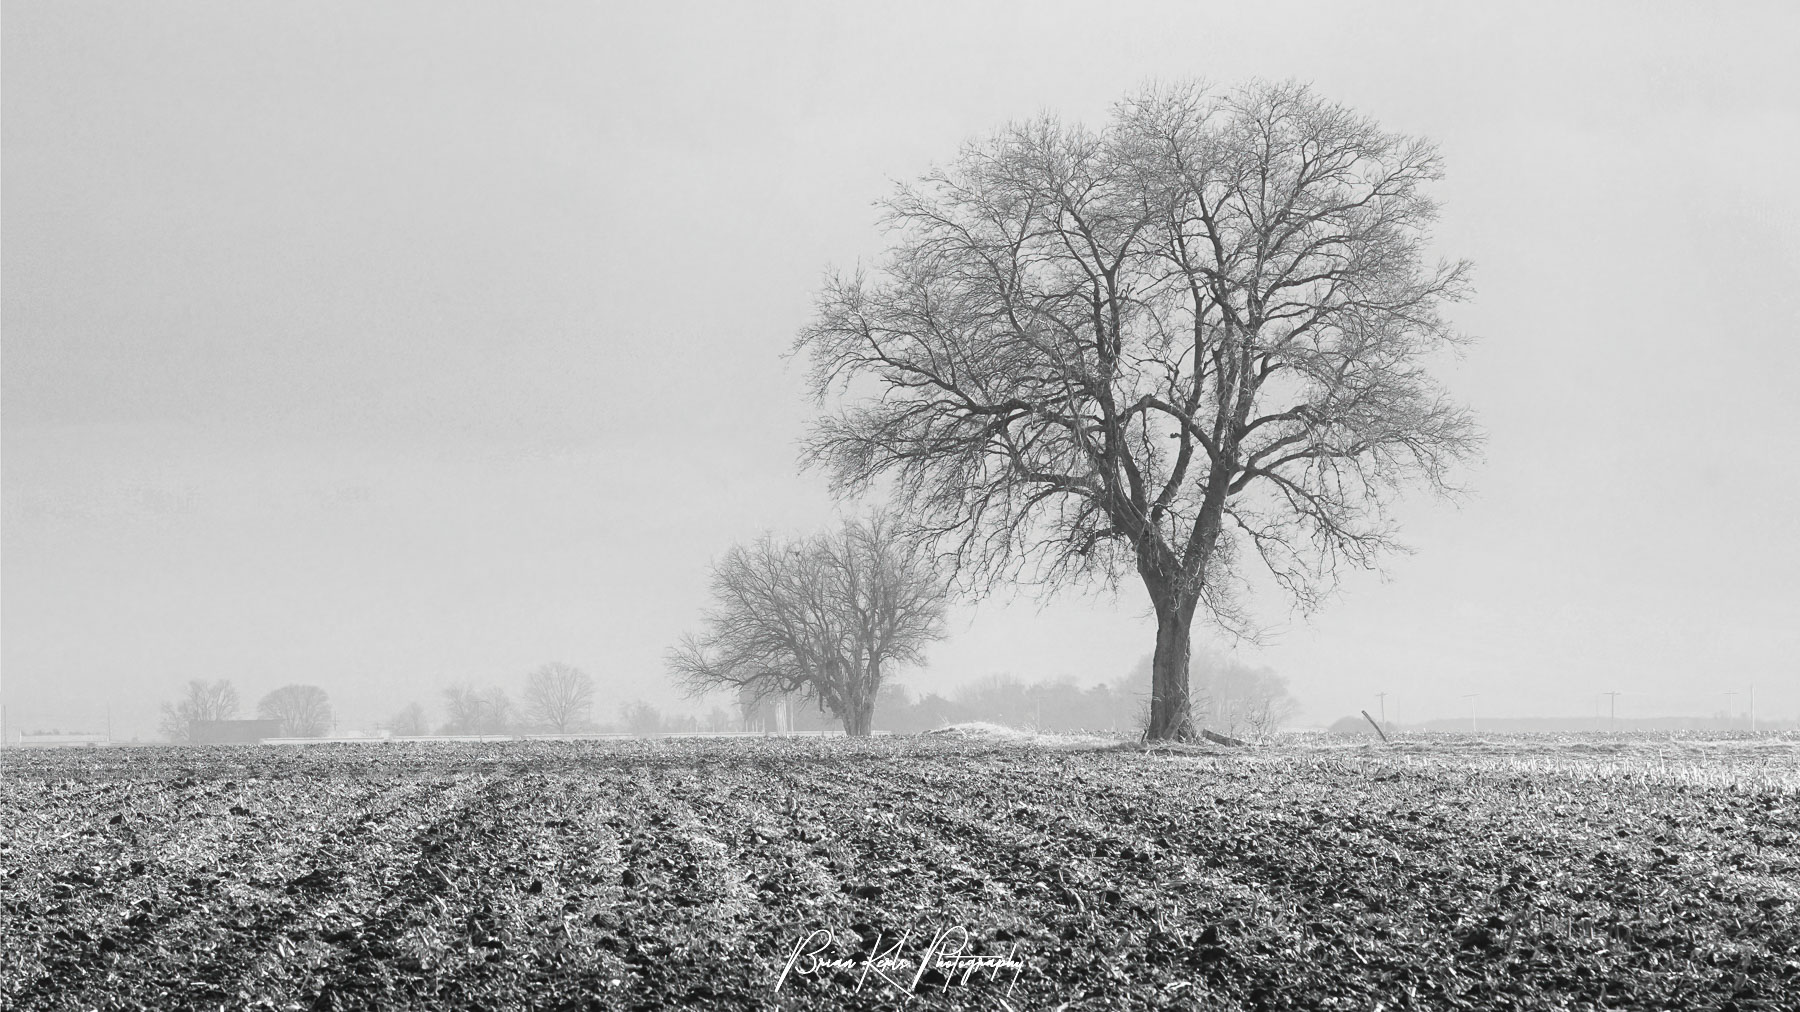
[2,735,1796,1010]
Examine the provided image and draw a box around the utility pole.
[1462,693,1478,734]
[1723,690,1737,731]
[1376,692,1388,734]
[1748,683,1755,733]
[1603,691,1621,733]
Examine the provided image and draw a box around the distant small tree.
[521,662,595,733]
[669,509,948,736]
[874,682,969,733]
[256,684,333,737]
[736,684,781,732]
[1199,661,1298,740]
[158,679,238,743]
[388,702,428,737]
[1126,648,1298,740]
[622,700,665,735]
[442,685,513,735]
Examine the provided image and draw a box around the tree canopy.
[256,683,333,737]
[799,81,1476,739]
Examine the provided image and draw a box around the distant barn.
[190,719,283,744]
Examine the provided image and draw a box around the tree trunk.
[1144,579,1198,741]
[842,696,875,737]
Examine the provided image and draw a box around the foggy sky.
[5,1,1797,740]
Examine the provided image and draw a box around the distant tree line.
[156,663,619,742]
[403,662,605,736]
[152,643,1294,742]
[873,648,1296,739]
[872,677,1141,734]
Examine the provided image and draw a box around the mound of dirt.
[923,722,1123,749]
[923,721,1030,738]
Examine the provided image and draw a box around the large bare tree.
[158,679,239,743]
[799,82,1477,740]
[668,510,948,736]
[256,683,333,737]
[522,662,596,733]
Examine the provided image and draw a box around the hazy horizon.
[5,1,1797,740]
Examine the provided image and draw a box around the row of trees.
[157,648,1291,744]
[391,662,600,736]
[158,663,604,741]
[155,669,796,742]
[385,687,746,737]
[159,679,333,741]
[404,663,602,735]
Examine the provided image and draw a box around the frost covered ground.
[3,733,1795,1010]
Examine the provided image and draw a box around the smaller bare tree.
[521,662,595,733]
[442,685,513,735]
[1126,649,1299,741]
[668,510,948,736]
[388,702,428,737]
[622,700,666,735]
[256,684,333,737]
[1199,663,1298,741]
[735,684,784,732]
[159,679,238,743]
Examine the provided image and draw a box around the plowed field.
[3,734,1797,1010]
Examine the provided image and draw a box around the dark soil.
[2,734,1796,1010]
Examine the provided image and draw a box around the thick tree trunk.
[842,695,875,737]
[1144,579,1198,741]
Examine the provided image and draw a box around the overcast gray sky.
[4,0,1797,739]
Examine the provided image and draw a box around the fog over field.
[4,1,1798,740]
